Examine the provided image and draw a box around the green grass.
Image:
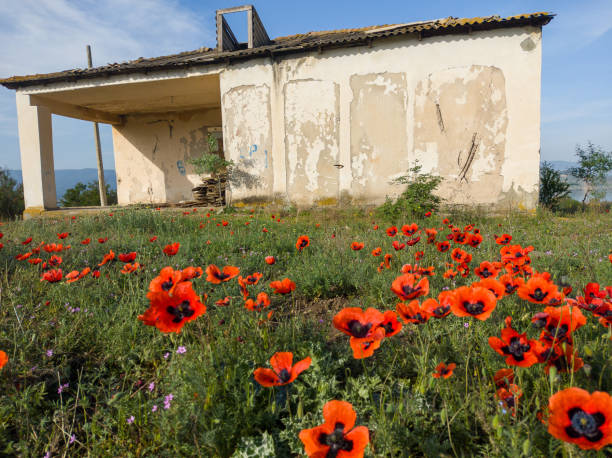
[0,207,610,457]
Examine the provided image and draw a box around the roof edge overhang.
[1,12,554,90]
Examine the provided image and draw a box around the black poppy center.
[161,280,174,291]
[566,408,605,442]
[278,368,291,383]
[401,285,420,297]
[347,320,372,338]
[504,337,530,361]
[382,322,396,335]
[464,301,485,315]
[480,268,492,278]
[299,239,308,248]
[319,422,353,458]
[247,276,257,283]
[547,323,568,338]
[505,283,518,294]
[433,305,450,317]
[167,300,195,323]
[529,288,548,302]
[214,272,230,280]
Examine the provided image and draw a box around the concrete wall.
[112,108,222,204]
[219,26,543,208]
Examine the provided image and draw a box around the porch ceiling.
[29,74,221,124]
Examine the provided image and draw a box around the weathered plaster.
[222,84,273,200]
[112,108,222,204]
[350,72,408,201]
[413,65,509,204]
[284,79,340,205]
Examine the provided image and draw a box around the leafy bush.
[539,161,570,210]
[0,166,24,219]
[376,161,443,220]
[60,180,117,207]
[568,141,612,204]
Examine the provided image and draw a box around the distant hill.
[7,169,116,202]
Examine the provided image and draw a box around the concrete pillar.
[16,92,57,211]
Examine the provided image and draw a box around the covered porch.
[15,71,223,216]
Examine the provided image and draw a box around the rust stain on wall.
[414,65,508,204]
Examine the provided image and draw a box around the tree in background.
[60,181,117,207]
[539,161,570,211]
[0,167,25,219]
[568,142,612,205]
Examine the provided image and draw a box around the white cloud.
[0,0,215,169]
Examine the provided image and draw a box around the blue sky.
[0,0,610,170]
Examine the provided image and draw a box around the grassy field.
[0,206,610,457]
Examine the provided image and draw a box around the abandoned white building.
[0,6,553,215]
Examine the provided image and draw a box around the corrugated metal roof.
[0,12,553,89]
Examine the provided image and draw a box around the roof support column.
[16,93,58,212]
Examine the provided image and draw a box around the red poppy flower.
[149,266,183,293]
[424,292,455,318]
[488,316,542,367]
[57,232,68,239]
[269,278,296,294]
[495,234,512,245]
[396,300,430,324]
[425,228,437,244]
[437,241,450,253]
[543,344,584,374]
[15,252,32,261]
[149,236,158,242]
[401,223,419,236]
[81,238,91,245]
[453,232,469,245]
[245,292,271,311]
[414,251,424,261]
[296,235,310,252]
[472,278,506,300]
[442,218,450,225]
[547,387,612,450]
[205,265,240,284]
[451,286,497,320]
[499,274,524,295]
[22,237,32,245]
[467,233,483,247]
[432,362,456,378]
[41,269,62,283]
[443,269,458,279]
[383,254,392,269]
[392,240,405,251]
[406,236,421,247]
[121,263,140,274]
[516,274,559,305]
[474,261,501,279]
[299,400,369,457]
[254,352,311,387]
[493,368,515,388]
[450,248,470,264]
[351,242,365,251]
[379,310,402,337]
[215,296,231,306]
[98,250,115,266]
[64,270,80,282]
[390,274,429,301]
[496,384,522,415]
[425,211,432,217]
[98,237,108,244]
[241,272,263,285]
[333,307,386,358]
[28,257,42,265]
[536,305,587,343]
[91,269,100,279]
[118,252,137,263]
[181,266,203,280]
[265,256,276,265]
[0,350,7,369]
[386,226,398,237]
[371,247,382,257]
[163,242,180,256]
[500,244,533,266]
[140,281,206,333]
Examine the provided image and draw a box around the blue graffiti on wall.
[176,160,186,175]
[239,144,268,168]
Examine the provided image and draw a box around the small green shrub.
[539,161,570,211]
[376,161,443,220]
[60,181,117,207]
[0,167,24,219]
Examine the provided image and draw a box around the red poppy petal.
[322,400,357,432]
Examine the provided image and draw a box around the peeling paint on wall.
[414,65,509,205]
[284,79,340,205]
[222,84,273,200]
[350,72,408,201]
